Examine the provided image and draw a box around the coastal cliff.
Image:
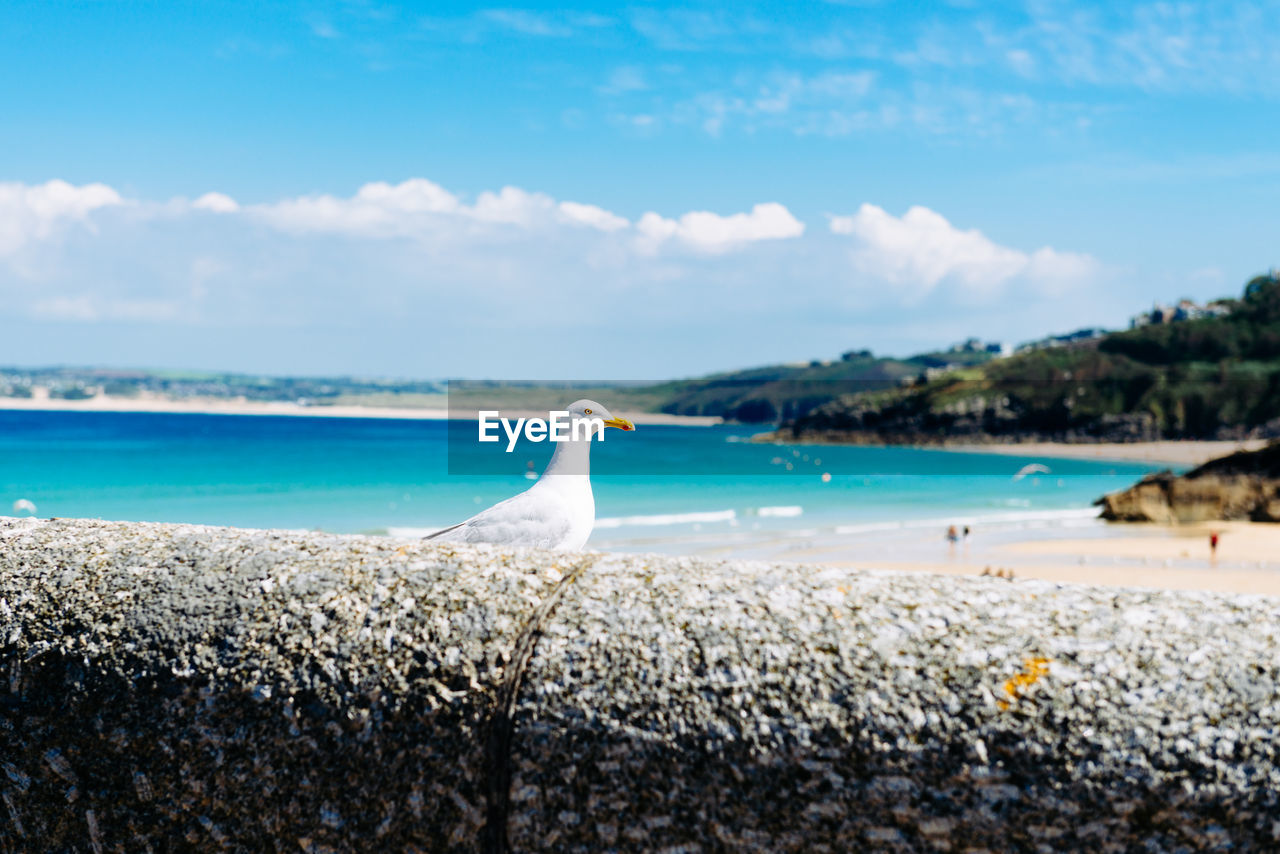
[764,273,1280,444]
[3,517,1280,851]
[1097,441,1280,523]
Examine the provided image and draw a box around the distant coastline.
[0,394,723,426]
[753,433,1270,467]
[939,439,1270,467]
[7,394,1262,462]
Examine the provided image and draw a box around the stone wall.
[2,517,1279,851]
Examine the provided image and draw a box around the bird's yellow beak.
[602,416,635,432]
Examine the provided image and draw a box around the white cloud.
[31,295,180,323]
[830,204,1096,299]
[253,179,626,237]
[250,178,806,248]
[589,5,1280,141]
[599,65,648,95]
[637,202,804,252]
[481,9,572,38]
[308,17,340,40]
[1025,247,1100,293]
[252,178,460,235]
[0,178,1129,378]
[1006,48,1036,77]
[469,186,553,225]
[558,201,629,231]
[193,192,240,213]
[0,179,123,256]
[464,187,631,230]
[0,181,1093,306]
[655,69,1065,139]
[30,295,98,321]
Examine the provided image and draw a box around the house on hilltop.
[1130,298,1231,328]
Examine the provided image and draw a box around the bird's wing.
[423,522,465,540]
[424,488,576,549]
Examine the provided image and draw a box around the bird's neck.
[540,435,594,478]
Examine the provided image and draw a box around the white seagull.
[425,399,635,550]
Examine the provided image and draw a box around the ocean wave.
[595,509,737,529]
[393,504,1095,540]
[754,505,804,517]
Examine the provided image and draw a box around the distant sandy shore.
[0,395,722,427]
[941,439,1269,467]
[758,433,1269,467]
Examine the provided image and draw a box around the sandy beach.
[0,394,722,427]
[630,519,1280,596]
[942,439,1269,467]
[772,520,1280,596]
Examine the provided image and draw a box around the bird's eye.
[584,408,592,415]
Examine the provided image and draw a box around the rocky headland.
[1097,441,1280,523]
[758,399,1179,446]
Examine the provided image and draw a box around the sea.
[0,410,1169,559]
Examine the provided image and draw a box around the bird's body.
[425,400,633,551]
[427,464,595,550]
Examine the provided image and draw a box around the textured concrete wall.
[2,517,1279,852]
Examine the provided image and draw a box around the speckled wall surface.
[2,517,1279,852]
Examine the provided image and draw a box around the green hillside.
[772,273,1280,443]
[648,347,995,422]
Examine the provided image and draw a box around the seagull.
[424,399,635,550]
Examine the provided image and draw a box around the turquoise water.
[0,411,1166,547]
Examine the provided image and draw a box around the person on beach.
[946,524,959,553]
[1210,530,1220,566]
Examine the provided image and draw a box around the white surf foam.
[595,509,738,529]
[755,505,804,518]
[833,506,1099,536]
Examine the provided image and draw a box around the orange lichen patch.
[996,656,1051,711]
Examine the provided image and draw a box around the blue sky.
[2,1,1278,378]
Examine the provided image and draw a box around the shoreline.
[939,439,1269,467]
[754,434,1269,467]
[0,395,723,427]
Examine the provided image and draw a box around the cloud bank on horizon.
[0,176,1116,376]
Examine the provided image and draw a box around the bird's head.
[566,399,635,432]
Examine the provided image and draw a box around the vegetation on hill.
[771,273,1280,444]
[645,348,994,423]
